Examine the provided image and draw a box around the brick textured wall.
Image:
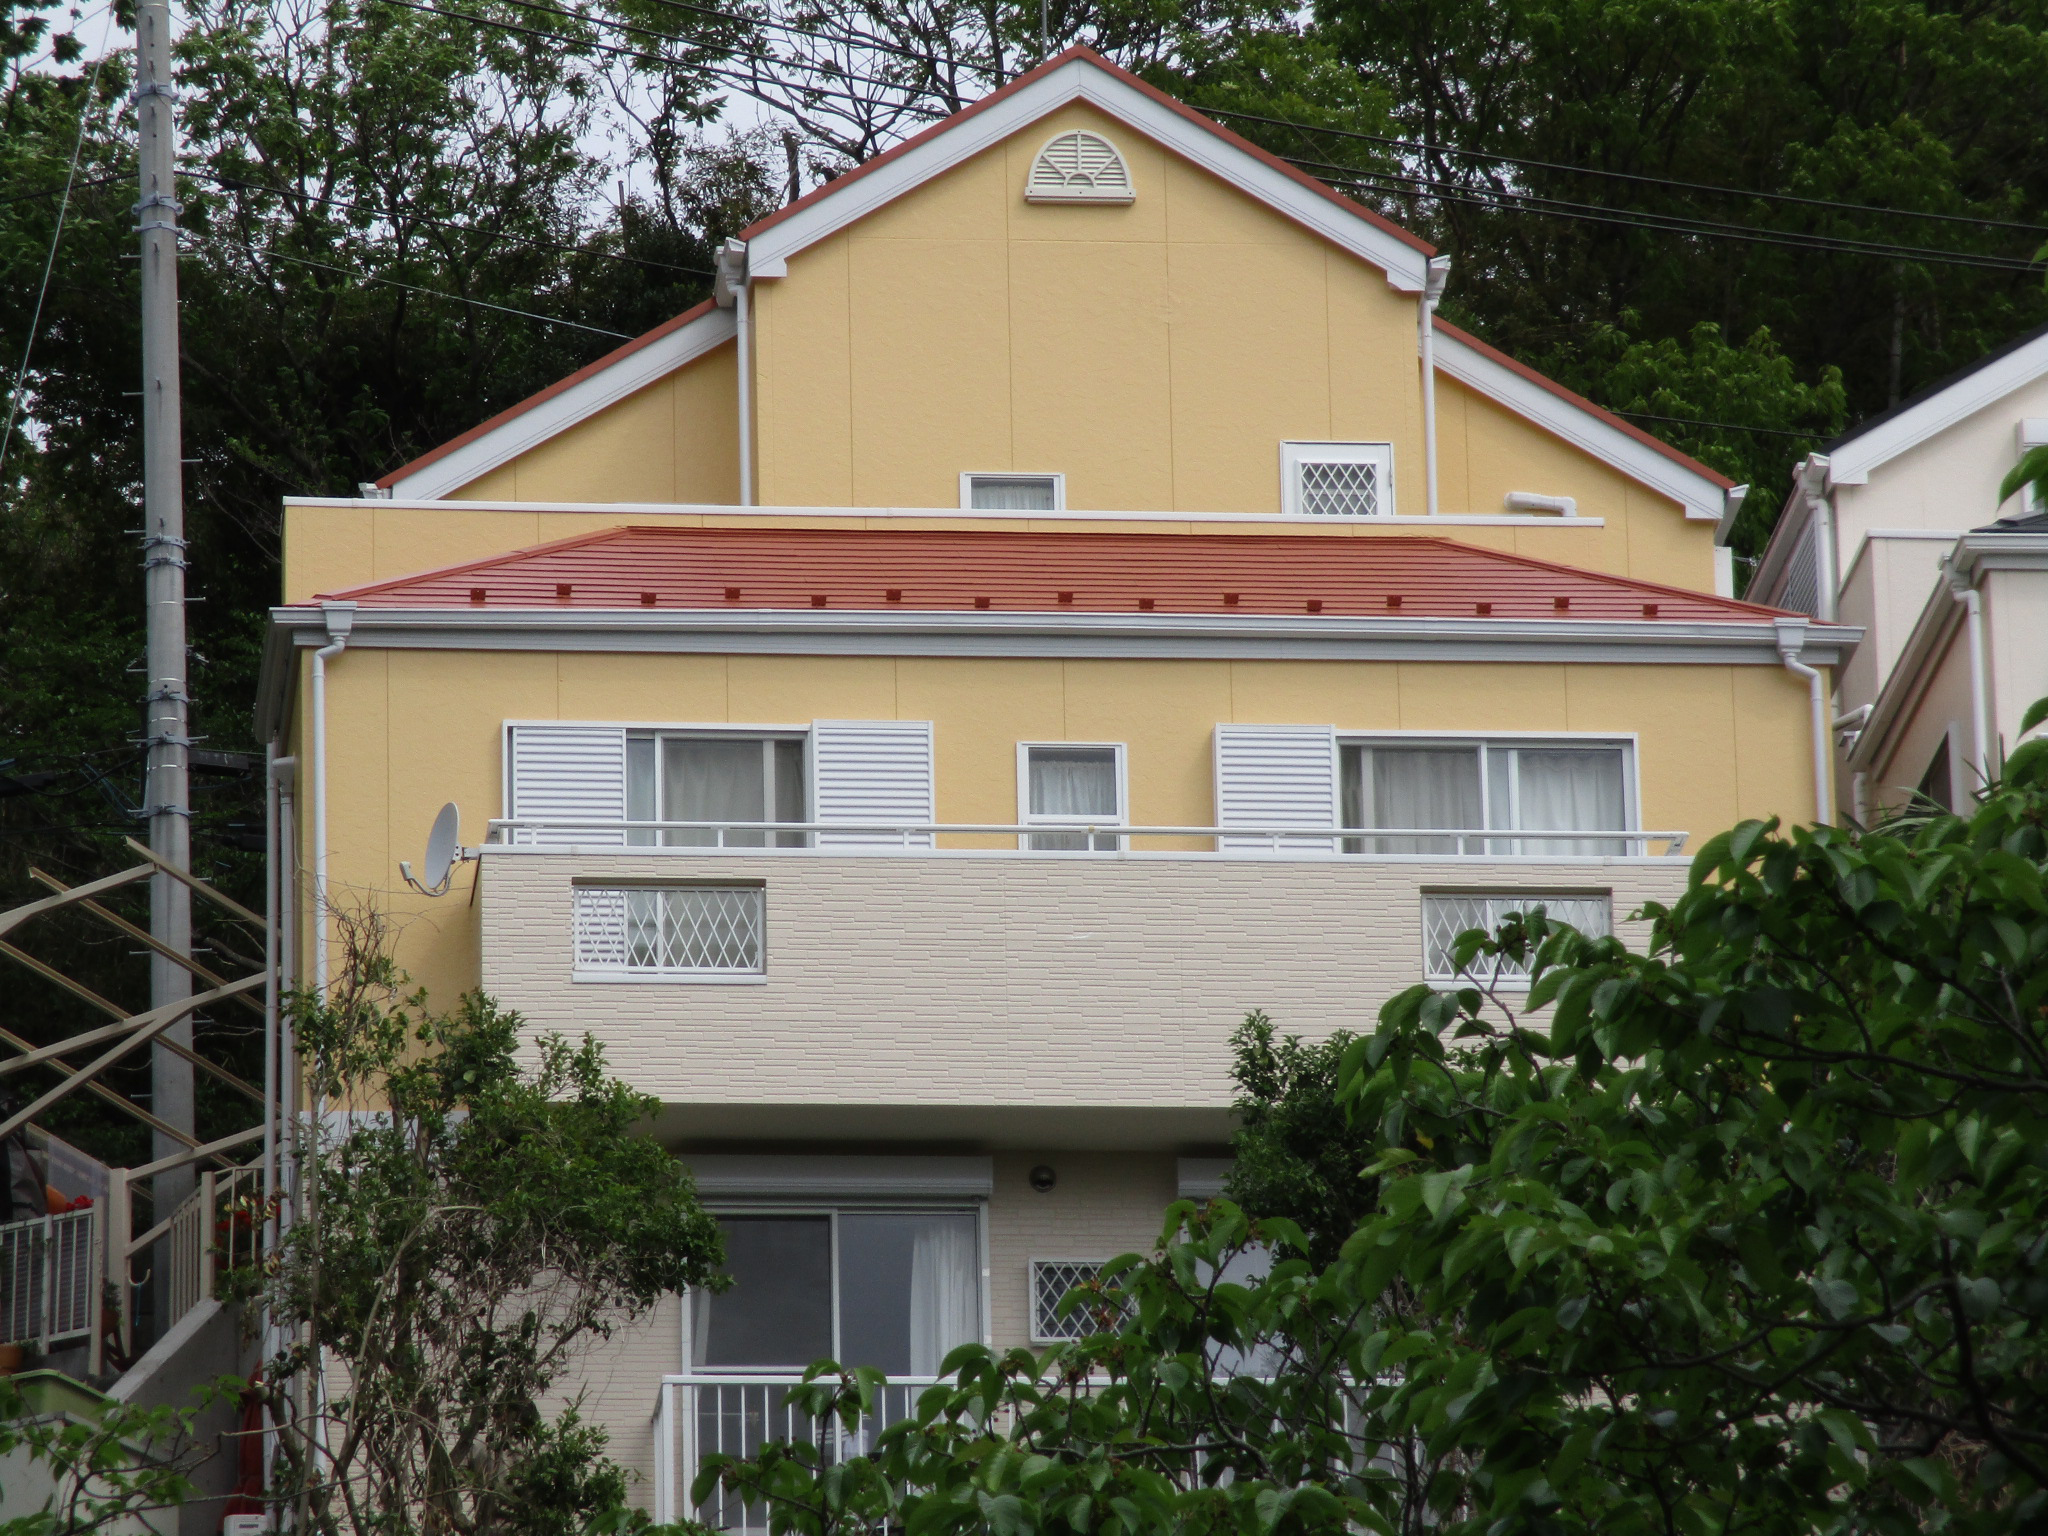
[480,851,1689,1108]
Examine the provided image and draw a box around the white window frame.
[960,471,1066,512]
[1029,1257,1118,1344]
[1017,742,1127,851]
[683,1202,993,1372]
[1338,731,1640,854]
[1280,441,1396,519]
[571,880,768,984]
[1421,891,1614,987]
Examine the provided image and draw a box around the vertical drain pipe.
[1775,617,1833,824]
[310,602,355,998]
[1419,255,1452,519]
[1947,559,1993,790]
[719,238,753,507]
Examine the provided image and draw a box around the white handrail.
[488,818,1687,854]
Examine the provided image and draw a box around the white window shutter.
[505,724,628,845]
[811,720,935,848]
[1214,725,1339,851]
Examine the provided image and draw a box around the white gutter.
[309,601,355,998]
[1945,559,1993,788]
[716,239,753,507]
[1775,617,1834,823]
[1799,455,1838,621]
[1419,256,1451,519]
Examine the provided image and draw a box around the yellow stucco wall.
[392,97,1715,591]
[294,642,1820,1010]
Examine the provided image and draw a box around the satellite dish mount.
[400,802,473,897]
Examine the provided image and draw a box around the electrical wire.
[187,168,717,278]
[262,249,635,337]
[1,26,115,478]
[1300,159,2044,274]
[1203,104,2048,238]
[1609,409,1833,440]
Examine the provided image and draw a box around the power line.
[263,250,634,337]
[187,168,717,279]
[1,26,116,477]
[1608,409,1833,441]
[1298,158,2044,274]
[1206,105,2048,239]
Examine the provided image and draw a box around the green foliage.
[1998,444,2048,512]
[265,915,726,1536]
[701,707,2048,1532]
[0,1375,218,1536]
[1223,1012,1374,1267]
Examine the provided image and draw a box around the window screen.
[966,475,1060,511]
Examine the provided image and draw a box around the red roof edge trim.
[372,298,722,490]
[738,45,1434,260]
[1434,319,1734,491]
[313,523,639,601]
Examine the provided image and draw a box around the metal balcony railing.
[652,1373,944,1531]
[0,1207,98,1353]
[490,819,1687,857]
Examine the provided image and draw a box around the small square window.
[963,473,1063,512]
[1021,743,1124,850]
[1281,442,1394,518]
[1031,1259,1123,1343]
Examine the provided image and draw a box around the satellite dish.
[400,802,465,896]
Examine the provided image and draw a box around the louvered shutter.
[1213,725,1339,852]
[811,720,935,848]
[505,724,628,845]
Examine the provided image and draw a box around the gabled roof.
[369,47,1732,514]
[320,524,1782,622]
[1827,319,2048,486]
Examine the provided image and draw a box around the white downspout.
[1946,559,1993,789]
[1800,456,1837,622]
[1775,617,1833,824]
[736,281,753,507]
[310,601,355,999]
[1419,255,1451,519]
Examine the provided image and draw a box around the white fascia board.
[1951,531,2048,579]
[386,306,737,500]
[1430,330,1726,520]
[271,603,1860,668]
[744,58,1432,293]
[1829,329,2048,486]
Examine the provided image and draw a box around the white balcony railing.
[653,1374,943,1530]
[0,1207,98,1353]
[492,819,1687,857]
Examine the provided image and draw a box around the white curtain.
[1029,748,1118,850]
[970,477,1057,511]
[1371,747,1482,853]
[1515,749,1626,855]
[908,1216,980,1376]
[664,738,766,846]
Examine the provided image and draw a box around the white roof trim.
[745,56,1433,293]
[1829,327,2048,486]
[385,306,737,500]
[1431,330,1726,520]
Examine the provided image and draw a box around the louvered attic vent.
[1025,131,1135,203]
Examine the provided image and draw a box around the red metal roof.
[322,525,1786,623]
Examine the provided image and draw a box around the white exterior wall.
[1835,532,1957,716]
[479,850,1690,1140]
[1986,567,2048,753]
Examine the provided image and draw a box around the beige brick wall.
[480,850,1690,1111]
[987,1151,1179,1350]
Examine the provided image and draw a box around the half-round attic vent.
[1025,131,1135,204]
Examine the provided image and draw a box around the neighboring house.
[257,48,1853,1520]
[1740,321,2048,816]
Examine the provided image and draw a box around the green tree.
[262,908,727,1535]
[701,700,2048,1533]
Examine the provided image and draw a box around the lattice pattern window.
[574,885,764,976]
[1031,1259,1123,1343]
[1301,459,1380,517]
[1282,443,1394,518]
[1025,132,1134,203]
[1423,893,1611,984]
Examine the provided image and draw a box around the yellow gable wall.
[301,643,1818,1009]
[407,99,1715,593]
[451,339,739,504]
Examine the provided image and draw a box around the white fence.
[0,1207,98,1352]
[653,1374,943,1531]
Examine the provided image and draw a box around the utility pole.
[136,0,195,1246]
